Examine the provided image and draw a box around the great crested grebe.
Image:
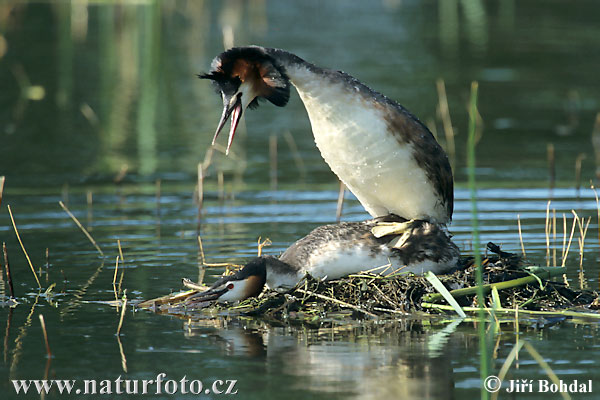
[201,46,453,224]
[192,216,459,303]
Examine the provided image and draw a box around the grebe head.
[199,46,291,154]
[197,256,269,303]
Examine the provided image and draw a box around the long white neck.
[267,49,451,223]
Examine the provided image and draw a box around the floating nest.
[138,243,600,325]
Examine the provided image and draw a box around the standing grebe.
[192,216,459,303]
[201,46,453,224]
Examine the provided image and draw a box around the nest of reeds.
[138,243,600,324]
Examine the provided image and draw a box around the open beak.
[213,93,243,155]
[184,274,236,303]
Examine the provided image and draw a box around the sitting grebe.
[193,216,459,303]
[200,46,453,224]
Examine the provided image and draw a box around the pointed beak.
[213,93,243,155]
[186,272,242,303]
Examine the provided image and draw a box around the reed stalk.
[336,181,345,223]
[3,243,15,298]
[545,201,551,266]
[436,79,456,169]
[466,81,489,400]
[59,201,104,256]
[269,134,277,191]
[0,176,5,208]
[38,314,52,358]
[517,214,526,258]
[7,205,41,288]
[116,291,127,335]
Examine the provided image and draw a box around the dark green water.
[1,1,600,399]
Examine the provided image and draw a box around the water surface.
[1,1,600,399]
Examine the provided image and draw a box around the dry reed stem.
[114,164,128,184]
[59,201,104,256]
[561,214,567,262]
[197,163,204,208]
[0,176,5,208]
[435,79,456,168]
[117,335,127,373]
[113,256,119,286]
[197,236,206,265]
[38,314,51,358]
[562,212,578,267]
[117,239,124,261]
[3,243,15,298]
[217,171,224,202]
[155,179,161,207]
[517,214,526,258]
[576,215,591,270]
[10,295,39,375]
[116,292,127,335]
[545,201,551,266]
[522,342,572,400]
[552,209,557,267]
[283,131,306,179]
[575,153,586,195]
[336,181,345,223]
[592,185,600,259]
[257,237,271,257]
[117,270,124,296]
[547,143,555,189]
[7,205,41,288]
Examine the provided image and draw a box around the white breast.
[300,242,453,280]
[288,68,445,221]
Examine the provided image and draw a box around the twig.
[38,314,51,358]
[59,201,104,256]
[7,205,41,288]
[295,288,378,318]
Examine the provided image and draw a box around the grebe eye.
[227,283,234,290]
